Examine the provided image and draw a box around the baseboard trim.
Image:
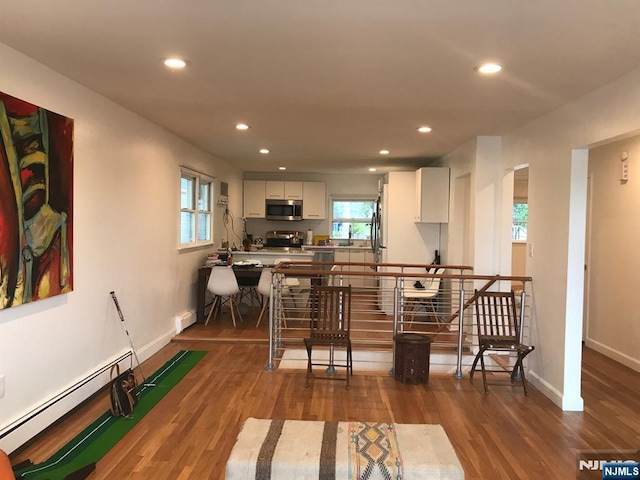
[527,369,584,411]
[2,329,174,454]
[584,339,640,373]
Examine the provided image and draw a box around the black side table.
[394,333,433,384]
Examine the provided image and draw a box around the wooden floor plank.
[10,339,640,480]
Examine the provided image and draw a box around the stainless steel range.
[264,230,304,250]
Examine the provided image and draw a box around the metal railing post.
[454,277,466,379]
[265,278,275,371]
[399,272,405,332]
[390,277,399,377]
[519,288,526,343]
[275,274,284,352]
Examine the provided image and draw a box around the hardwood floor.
[11,336,640,479]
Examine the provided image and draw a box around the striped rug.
[226,417,465,480]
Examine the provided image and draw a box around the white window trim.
[179,166,215,250]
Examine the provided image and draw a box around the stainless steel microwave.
[265,199,303,221]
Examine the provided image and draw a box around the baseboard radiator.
[0,351,132,442]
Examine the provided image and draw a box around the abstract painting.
[0,92,74,309]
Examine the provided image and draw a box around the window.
[180,168,214,248]
[512,202,528,240]
[331,198,375,240]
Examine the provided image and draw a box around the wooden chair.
[304,285,353,389]
[470,290,535,395]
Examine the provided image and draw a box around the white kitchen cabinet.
[349,250,366,288]
[243,180,266,218]
[363,251,376,288]
[414,167,450,223]
[285,182,303,199]
[333,248,375,288]
[265,181,303,199]
[334,249,350,263]
[265,181,284,199]
[302,182,326,219]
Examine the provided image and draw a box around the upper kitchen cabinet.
[414,167,450,223]
[243,180,266,218]
[265,181,303,200]
[302,182,326,219]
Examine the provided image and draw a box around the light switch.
[0,375,5,398]
[620,159,629,182]
[528,243,534,258]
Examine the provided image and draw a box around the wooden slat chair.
[470,290,535,395]
[304,285,353,389]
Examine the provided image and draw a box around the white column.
[561,149,588,411]
[472,136,504,276]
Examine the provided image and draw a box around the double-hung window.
[180,168,214,248]
[331,197,375,240]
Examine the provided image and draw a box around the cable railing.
[265,260,533,379]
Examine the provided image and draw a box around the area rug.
[226,417,465,480]
[14,350,206,480]
[278,348,393,372]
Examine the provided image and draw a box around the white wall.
[440,139,477,267]
[443,66,640,411]
[386,172,441,265]
[0,43,243,452]
[586,135,640,371]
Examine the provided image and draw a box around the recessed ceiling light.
[379,149,390,155]
[163,57,187,69]
[259,148,270,154]
[278,166,287,171]
[236,123,250,130]
[476,63,502,74]
[417,126,432,133]
[369,168,377,172]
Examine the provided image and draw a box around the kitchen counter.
[233,249,314,257]
[232,250,314,266]
[301,245,371,251]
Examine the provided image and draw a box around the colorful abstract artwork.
[0,92,74,309]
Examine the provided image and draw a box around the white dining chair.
[403,267,444,328]
[256,267,293,329]
[273,257,300,322]
[255,267,272,327]
[205,266,242,327]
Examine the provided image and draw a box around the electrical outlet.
[0,375,5,398]
[528,243,534,258]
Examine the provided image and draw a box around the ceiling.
[1,1,639,174]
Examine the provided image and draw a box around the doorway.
[584,136,640,372]
[511,166,529,290]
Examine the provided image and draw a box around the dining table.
[196,264,267,324]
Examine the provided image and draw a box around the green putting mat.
[15,350,206,480]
